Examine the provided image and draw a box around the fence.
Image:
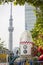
[15,60,43,65]
[0,61,43,65]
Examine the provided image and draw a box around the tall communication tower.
[8,2,14,51]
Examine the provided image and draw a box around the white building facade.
[25,3,36,31]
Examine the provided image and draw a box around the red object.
[38,54,43,61]
[38,46,43,54]
[20,41,34,44]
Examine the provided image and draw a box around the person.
[8,53,14,65]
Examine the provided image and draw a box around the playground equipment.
[14,30,33,65]
[9,31,43,65]
[8,54,19,65]
[20,30,33,58]
[9,55,43,65]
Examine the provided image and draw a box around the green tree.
[0,0,43,7]
[31,6,43,46]
[0,38,4,49]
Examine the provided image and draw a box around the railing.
[15,60,43,65]
[29,61,43,65]
[0,61,43,65]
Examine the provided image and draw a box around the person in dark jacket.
[8,53,14,65]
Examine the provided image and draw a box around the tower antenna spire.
[10,2,12,19]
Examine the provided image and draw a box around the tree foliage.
[0,0,43,7]
[0,38,4,49]
[31,6,43,46]
[0,0,43,46]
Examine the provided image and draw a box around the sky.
[0,3,36,50]
[0,3,25,49]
